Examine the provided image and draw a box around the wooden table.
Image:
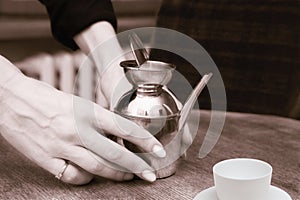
[1,110,299,199]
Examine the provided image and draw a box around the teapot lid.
[120,60,176,86]
[120,60,175,70]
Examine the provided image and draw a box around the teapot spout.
[178,73,213,132]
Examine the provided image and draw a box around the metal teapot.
[114,58,212,178]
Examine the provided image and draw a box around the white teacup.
[213,158,273,200]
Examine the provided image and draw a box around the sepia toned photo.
[0,0,299,199]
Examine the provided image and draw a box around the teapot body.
[114,60,182,178]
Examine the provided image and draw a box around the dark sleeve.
[39,0,117,50]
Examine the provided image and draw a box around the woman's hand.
[0,57,166,185]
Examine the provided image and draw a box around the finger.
[78,128,157,182]
[62,145,134,181]
[93,105,166,158]
[57,160,94,185]
[36,153,94,185]
[1,132,93,185]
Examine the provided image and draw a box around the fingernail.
[152,144,166,158]
[123,173,134,180]
[142,170,156,182]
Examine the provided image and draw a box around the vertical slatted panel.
[15,53,56,86]
[15,51,99,103]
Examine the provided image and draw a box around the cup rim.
[213,158,273,181]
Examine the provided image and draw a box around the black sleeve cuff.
[39,0,117,50]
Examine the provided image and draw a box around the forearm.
[74,21,118,54]
[74,21,125,74]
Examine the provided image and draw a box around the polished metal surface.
[129,33,149,66]
[115,84,179,119]
[120,60,175,86]
[116,57,212,178]
[116,59,180,178]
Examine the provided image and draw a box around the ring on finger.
[55,160,69,180]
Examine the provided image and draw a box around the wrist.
[74,21,126,75]
[74,21,117,55]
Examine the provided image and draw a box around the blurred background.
[0,0,162,61]
[0,0,163,104]
[0,0,299,119]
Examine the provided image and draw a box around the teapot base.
[155,159,180,179]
